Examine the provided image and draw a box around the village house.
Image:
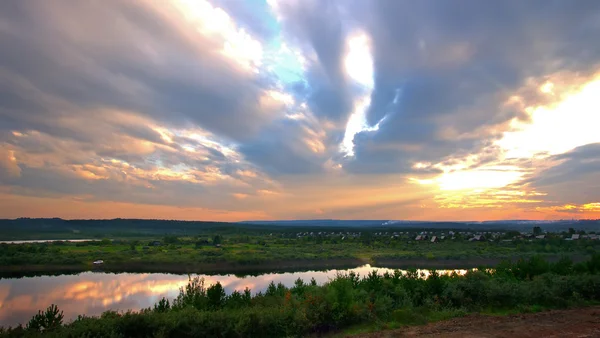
[469,234,486,242]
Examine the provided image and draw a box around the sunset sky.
[1,0,600,221]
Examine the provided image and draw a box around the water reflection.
[0,239,99,244]
[0,265,467,328]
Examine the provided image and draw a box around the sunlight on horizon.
[411,73,600,208]
[497,75,600,158]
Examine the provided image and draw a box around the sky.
[1,0,600,222]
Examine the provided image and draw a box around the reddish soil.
[352,307,600,338]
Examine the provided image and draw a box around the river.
[0,239,100,244]
[0,265,468,328]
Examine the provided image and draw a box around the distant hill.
[240,219,600,231]
[0,218,598,240]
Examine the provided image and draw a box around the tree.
[213,235,222,245]
[26,304,64,332]
[361,231,373,245]
[207,282,225,309]
[195,239,209,248]
[533,226,542,235]
[163,235,180,244]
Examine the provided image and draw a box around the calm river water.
[0,265,467,327]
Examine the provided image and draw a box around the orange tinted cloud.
[1,1,600,221]
[0,193,270,222]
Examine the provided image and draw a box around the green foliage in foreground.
[2,255,600,338]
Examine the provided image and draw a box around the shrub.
[6,256,600,338]
[26,304,63,332]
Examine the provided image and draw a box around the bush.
[5,256,600,338]
[26,304,63,332]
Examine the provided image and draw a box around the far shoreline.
[0,254,589,278]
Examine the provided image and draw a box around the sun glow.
[412,73,600,199]
[344,32,374,88]
[437,169,524,191]
[168,0,263,72]
[497,75,600,158]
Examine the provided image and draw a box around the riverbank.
[1,233,597,278]
[373,254,590,269]
[0,254,591,278]
[0,258,367,278]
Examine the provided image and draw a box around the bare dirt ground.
[352,307,600,338]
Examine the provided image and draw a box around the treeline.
[2,255,600,337]
[3,218,599,241]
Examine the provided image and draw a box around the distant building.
[152,241,161,246]
[535,235,546,239]
[571,234,580,240]
[470,235,486,242]
[430,236,438,243]
[93,260,104,265]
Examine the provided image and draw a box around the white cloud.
[497,74,600,159]
[166,0,263,72]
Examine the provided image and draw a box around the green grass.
[0,231,597,275]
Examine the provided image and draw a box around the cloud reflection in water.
[0,266,467,327]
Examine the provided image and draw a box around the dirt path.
[352,307,600,338]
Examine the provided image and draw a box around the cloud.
[347,0,600,173]
[238,117,332,176]
[1,0,600,220]
[269,0,354,122]
[0,0,283,142]
[527,143,600,205]
[0,147,21,180]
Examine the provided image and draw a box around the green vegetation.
[2,255,600,337]
[1,228,598,276]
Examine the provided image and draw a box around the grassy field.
[1,227,597,276]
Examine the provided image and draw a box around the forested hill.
[0,218,598,241]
